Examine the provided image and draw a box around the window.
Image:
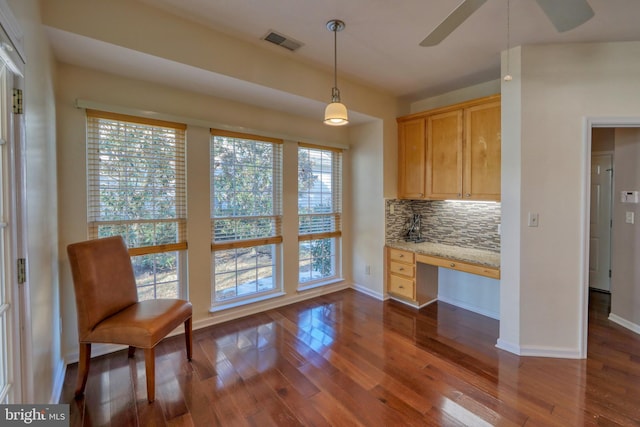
[211,129,283,305]
[86,110,187,300]
[298,143,342,286]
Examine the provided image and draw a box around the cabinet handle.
[457,193,461,198]
[398,254,404,258]
[399,267,405,271]
[399,285,404,289]
[419,193,423,197]
[465,193,471,198]
[450,262,456,267]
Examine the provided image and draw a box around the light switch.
[528,212,539,227]
[626,211,635,224]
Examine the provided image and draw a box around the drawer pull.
[450,263,456,267]
[398,267,405,271]
[399,285,404,289]
[398,254,404,258]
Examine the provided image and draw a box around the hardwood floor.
[60,289,640,426]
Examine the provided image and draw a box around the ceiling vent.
[262,30,303,52]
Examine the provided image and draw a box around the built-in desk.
[385,241,500,308]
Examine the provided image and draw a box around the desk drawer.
[389,248,414,263]
[389,274,415,299]
[389,261,414,278]
[415,254,500,279]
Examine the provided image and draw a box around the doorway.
[588,151,612,292]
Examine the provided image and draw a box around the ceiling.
[46,0,640,120]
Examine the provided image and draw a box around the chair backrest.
[67,236,139,340]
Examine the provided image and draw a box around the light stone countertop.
[386,240,500,269]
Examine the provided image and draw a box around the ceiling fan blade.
[420,0,488,47]
[535,0,594,32]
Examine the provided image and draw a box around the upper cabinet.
[397,94,501,201]
[397,117,427,199]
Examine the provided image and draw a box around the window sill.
[209,291,286,313]
[297,277,344,293]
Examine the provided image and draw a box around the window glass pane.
[131,251,179,301]
[213,245,277,301]
[299,238,336,283]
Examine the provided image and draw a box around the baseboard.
[609,313,640,335]
[518,345,583,359]
[437,294,499,320]
[496,339,583,359]
[351,283,385,301]
[495,338,520,355]
[50,358,67,404]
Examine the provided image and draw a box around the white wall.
[7,0,61,403]
[610,128,640,331]
[501,41,640,357]
[350,121,386,298]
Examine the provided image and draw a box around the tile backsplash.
[385,199,500,252]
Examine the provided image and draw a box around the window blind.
[298,143,342,241]
[210,129,283,250]
[86,109,187,255]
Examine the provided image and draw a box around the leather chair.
[67,236,193,403]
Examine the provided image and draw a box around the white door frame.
[0,0,30,403]
[581,117,640,358]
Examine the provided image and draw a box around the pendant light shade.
[324,19,348,126]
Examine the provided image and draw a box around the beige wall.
[500,41,640,357]
[611,128,640,328]
[8,0,61,403]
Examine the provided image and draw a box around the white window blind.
[298,143,342,241]
[86,110,187,255]
[210,129,283,249]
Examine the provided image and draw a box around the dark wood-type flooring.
[60,289,640,426]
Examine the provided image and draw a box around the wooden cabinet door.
[464,101,501,200]
[427,110,463,199]
[398,118,426,199]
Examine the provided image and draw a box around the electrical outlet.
[528,212,539,227]
[365,265,371,275]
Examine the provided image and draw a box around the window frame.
[85,110,188,300]
[297,142,343,288]
[210,129,284,308]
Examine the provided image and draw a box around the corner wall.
[505,41,640,357]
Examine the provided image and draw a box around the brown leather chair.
[67,236,193,403]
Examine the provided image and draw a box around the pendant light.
[324,19,348,126]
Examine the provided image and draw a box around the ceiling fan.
[420,0,594,47]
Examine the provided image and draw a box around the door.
[589,153,613,291]
[427,109,463,199]
[464,101,501,201]
[398,118,427,199]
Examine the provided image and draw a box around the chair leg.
[184,317,193,361]
[75,343,91,398]
[128,346,136,358]
[144,348,155,403]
